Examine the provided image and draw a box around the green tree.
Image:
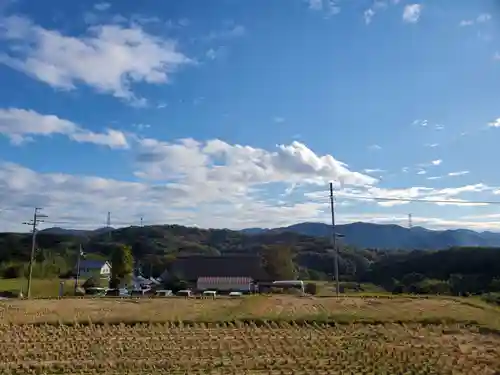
[111,245,134,286]
[261,245,296,280]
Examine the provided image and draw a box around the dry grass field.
[1,296,500,374]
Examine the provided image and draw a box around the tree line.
[1,226,500,301]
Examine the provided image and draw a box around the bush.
[481,293,500,306]
[305,282,318,295]
[2,265,23,279]
[109,277,121,289]
[162,276,188,293]
[82,277,99,289]
[392,284,403,294]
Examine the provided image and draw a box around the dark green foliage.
[109,277,120,289]
[1,225,500,299]
[161,275,188,293]
[110,245,133,283]
[261,245,296,280]
[82,277,99,289]
[305,282,318,295]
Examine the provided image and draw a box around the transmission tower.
[408,213,413,229]
[106,211,112,240]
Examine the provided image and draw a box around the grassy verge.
[0,278,75,297]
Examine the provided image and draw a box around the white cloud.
[307,183,493,208]
[427,176,442,180]
[307,0,341,17]
[205,48,218,60]
[363,168,385,174]
[489,118,500,127]
[425,143,439,148]
[364,9,376,24]
[448,171,469,177]
[308,0,323,10]
[402,4,422,24]
[412,119,428,127]
[494,52,500,61]
[273,117,285,123]
[363,0,389,25]
[477,13,492,23]
[417,170,426,175]
[2,159,498,232]
[94,2,111,11]
[204,25,246,41]
[460,20,474,27]
[0,15,192,105]
[0,137,377,231]
[0,108,128,148]
[134,138,377,188]
[460,14,491,27]
[368,144,381,151]
[418,159,442,168]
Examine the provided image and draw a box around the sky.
[0,0,500,232]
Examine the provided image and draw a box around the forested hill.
[1,224,500,293]
[242,222,500,250]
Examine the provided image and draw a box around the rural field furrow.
[0,322,499,374]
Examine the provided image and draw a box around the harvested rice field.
[1,322,499,374]
[1,296,499,374]
[1,295,499,326]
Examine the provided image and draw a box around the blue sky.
[0,0,499,232]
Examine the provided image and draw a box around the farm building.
[160,254,269,285]
[75,260,111,279]
[196,276,255,293]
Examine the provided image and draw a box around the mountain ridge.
[240,222,500,250]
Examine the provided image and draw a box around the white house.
[76,260,111,279]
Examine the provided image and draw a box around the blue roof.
[78,260,108,269]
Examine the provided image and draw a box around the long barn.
[160,254,270,291]
[196,276,254,293]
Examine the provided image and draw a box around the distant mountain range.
[37,222,500,250]
[39,227,115,237]
[240,222,500,250]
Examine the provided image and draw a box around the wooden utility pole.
[23,208,47,298]
[329,183,340,297]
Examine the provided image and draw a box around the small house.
[76,260,111,279]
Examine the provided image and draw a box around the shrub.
[2,265,23,279]
[305,282,318,295]
[82,277,99,289]
[109,277,121,289]
[392,283,403,295]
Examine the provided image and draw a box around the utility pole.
[140,216,143,227]
[329,182,340,297]
[74,244,84,293]
[23,207,47,298]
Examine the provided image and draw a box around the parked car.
[105,288,129,297]
[176,289,192,297]
[155,290,173,297]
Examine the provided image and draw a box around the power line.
[313,195,500,205]
[22,208,47,298]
